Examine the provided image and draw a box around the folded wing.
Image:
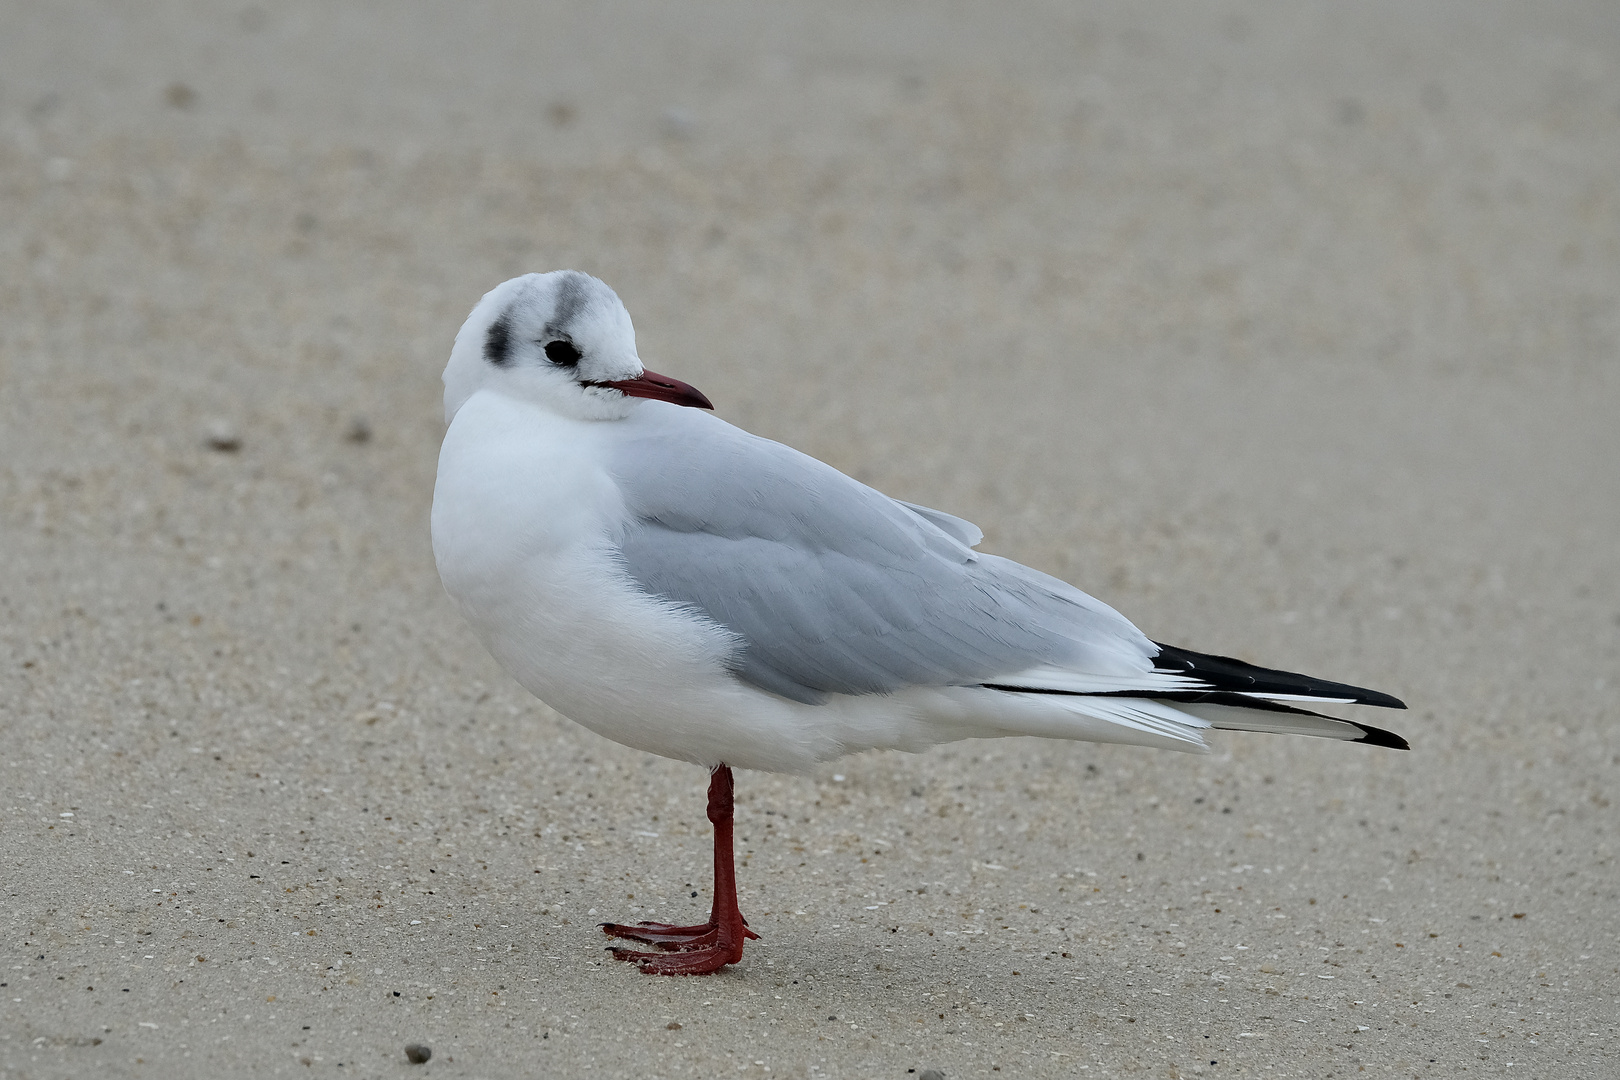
[609,414,1157,704]
[608,407,1405,750]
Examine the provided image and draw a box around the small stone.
[404,1043,431,1064]
[345,416,372,444]
[666,1021,682,1030]
[204,421,241,452]
[165,83,198,110]
[920,1071,946,1080]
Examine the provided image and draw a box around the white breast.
[431,390,824,768]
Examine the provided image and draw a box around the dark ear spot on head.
[484,313,511,366]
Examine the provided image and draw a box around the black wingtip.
[1152,642,1406,710]
[1352,723,1409,750]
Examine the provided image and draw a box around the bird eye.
[544,340,582,367]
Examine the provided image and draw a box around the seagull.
[430,270,1407,976]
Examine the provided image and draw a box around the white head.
[443,271,711,423]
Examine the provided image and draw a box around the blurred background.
[2,2,1616,1076]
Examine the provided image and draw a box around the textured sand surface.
[3,2,1618,1077]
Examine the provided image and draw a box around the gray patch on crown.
[543,271,592,339]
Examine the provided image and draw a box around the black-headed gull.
[431,271,1406,975]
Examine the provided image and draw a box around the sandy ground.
[2,2,1618,1077]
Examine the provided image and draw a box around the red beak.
[596,369,714,410]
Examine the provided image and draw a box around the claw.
[609,942,744,976]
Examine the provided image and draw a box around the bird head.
[443,271,712,423]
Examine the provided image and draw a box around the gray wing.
[609,416,1155,705]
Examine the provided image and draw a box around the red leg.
[602,764,756,975]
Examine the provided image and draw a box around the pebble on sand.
[204,421,242,452]
[404,1043,432,1064]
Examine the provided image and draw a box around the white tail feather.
[998,691,1213,754]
